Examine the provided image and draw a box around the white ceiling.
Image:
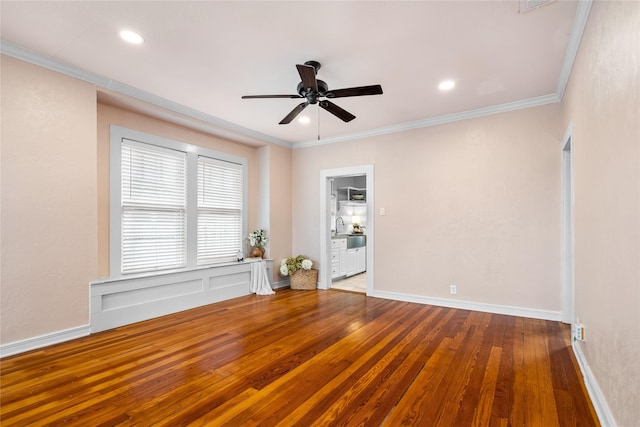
[1,1,584,147]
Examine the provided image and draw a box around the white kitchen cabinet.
[346,249,357,277]
[331,238,347,279]
[346,247,366,277]
[356,248,366,273]
[339,248,347,277]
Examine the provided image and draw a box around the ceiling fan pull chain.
[317,104,321,141]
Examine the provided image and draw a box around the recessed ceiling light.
[298,116,310,125]
[119,30,144,45]
[438,80,456,91]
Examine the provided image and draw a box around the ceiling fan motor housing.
[297,80,329,104]
[304,60,321,73]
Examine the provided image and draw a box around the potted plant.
[279,255,317,290]
[247,229,268,258]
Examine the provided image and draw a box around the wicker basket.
[290,269,318,290]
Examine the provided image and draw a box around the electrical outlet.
[574,323,585,341]
[450,284,457,295]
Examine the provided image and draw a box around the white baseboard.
[0,289,560,359]
[372,290,562,321]
[272,278,290,289]
[0,325,91,359]
[572,341,616,427]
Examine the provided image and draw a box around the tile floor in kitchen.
[331,272,366,293]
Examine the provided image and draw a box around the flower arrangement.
[248,229,268,248]
[279,255,313,276]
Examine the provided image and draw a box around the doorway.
[561,125,574,324]
[319,166,374,295]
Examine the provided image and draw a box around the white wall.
[560,1,640,425]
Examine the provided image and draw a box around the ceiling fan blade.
[326,84,383,98]
[296,64,318,92]
[279,102,309,125]
[242,94,302,99]
[319,100,356,122]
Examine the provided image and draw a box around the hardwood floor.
[1,289,599,426]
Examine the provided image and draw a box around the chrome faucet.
[335,216,345,235]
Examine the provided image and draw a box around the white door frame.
[561,123,575,324]
[319,165,374,294]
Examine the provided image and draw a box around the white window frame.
[120,139,187,274]
[109,125,248,278]
[197,156,244,266]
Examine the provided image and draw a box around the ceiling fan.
[242,60,383,125]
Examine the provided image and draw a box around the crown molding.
[0,40,292,149]
[293,0,591,149]
[556,0,593,99]
[2,0,591,151]
[293,93,560,149]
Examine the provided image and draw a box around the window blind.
[121,140,187,274]
[197,156,243,264]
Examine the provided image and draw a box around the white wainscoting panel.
[91,262,257,332]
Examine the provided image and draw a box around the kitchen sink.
[347,235,366,249]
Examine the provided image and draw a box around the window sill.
[94,258,268,286]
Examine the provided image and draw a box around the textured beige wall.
[1,55,97,344]
[97,102,264,277]
[267,144,292,281]
[293,104,562,311]
[1,75,289,346]
[560,1,640,424]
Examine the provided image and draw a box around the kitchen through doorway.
[319,165,374,294]
[330,175,367,293]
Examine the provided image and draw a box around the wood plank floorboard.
[0,289,599,426]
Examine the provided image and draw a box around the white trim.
[0,40,111,86]
[0,325,91,358]
[372,290,562,321]
[561,123,575,324]
[319,166,374,295]
[272,279,290,289]
[0,40,290,149]
[294,94,560,148]
[572,341,617,427]
[556,0,593,99]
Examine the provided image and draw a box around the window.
[110,126,247,277]
[197,157,243,265]
[121,140,187,274]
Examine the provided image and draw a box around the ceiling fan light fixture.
[242,60,383,125]
[298,116,311,125]
[119,30,144,45]
[438,80,456,91]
